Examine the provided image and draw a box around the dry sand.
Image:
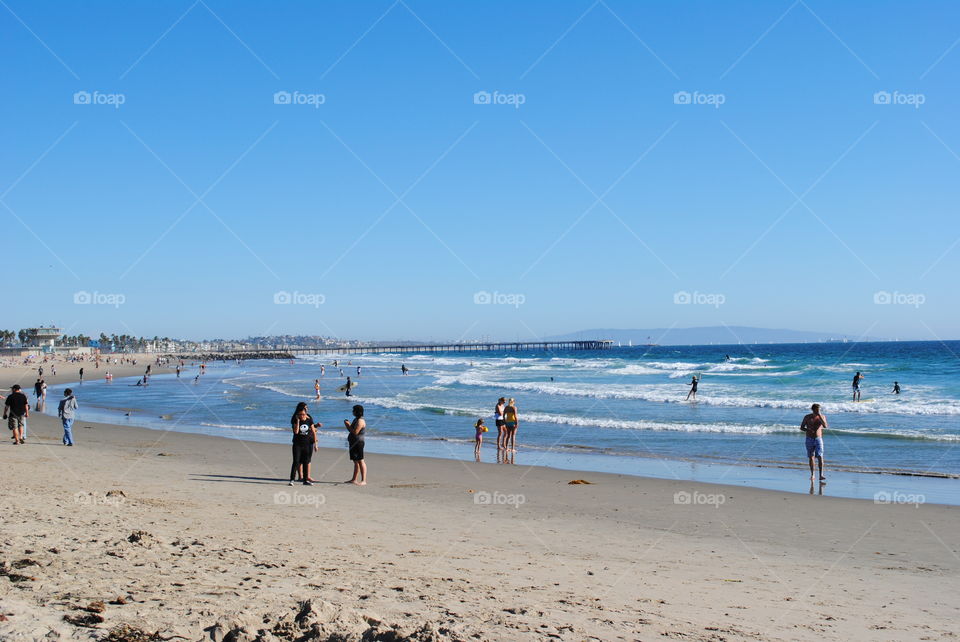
[1,359,958,641]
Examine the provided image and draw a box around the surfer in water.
[852,371,864,402]
[401,364,409,375]
[685,375,699,401]
[800,403,828,482]
[345,376,353,396]
[892,381,901,395]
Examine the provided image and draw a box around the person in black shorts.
[289,402,321,486]
[343,404,367,485]
[4,384,29,444]
[494,397,506,449]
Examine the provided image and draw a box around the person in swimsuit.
[800,403,828,482]
[503,398,519,452]
[314,379,321,400]
[686,375,699,401]
[289,402,321,486]
[474,418,487,455]
[494,397,506,449]
[852,371,864,402]
[344,404,367,485]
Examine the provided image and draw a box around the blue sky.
[2,1,958,342]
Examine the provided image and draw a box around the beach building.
[22,326,62,349]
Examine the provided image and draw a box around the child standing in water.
[474,418,487,454]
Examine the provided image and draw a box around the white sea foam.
[433,374,960,416]
[343,396,960,441]
[201,422,286,431]
[253,383,309,398]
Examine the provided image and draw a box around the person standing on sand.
[58,388,78,446]
[289,402,321,486]
[494,397,506,449]
[686,375,699,401]
[503,398,519,452]
[852,371,864,402]
[3,384,28,445]
[344,404,367,485]
[800,403,828,482]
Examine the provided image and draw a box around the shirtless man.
[800,403,828,481]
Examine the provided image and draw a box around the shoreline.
[1,406,958,640]
[32,369,960,505]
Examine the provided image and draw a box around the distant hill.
[544,326,884,346]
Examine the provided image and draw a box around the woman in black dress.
[343,404,367,485]
[290,402,321,485]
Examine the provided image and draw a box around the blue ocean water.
[45,341,960,502]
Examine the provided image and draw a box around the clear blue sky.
[2,1,958,342]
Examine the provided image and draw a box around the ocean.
[44,341,960,503]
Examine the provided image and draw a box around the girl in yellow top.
[503,399,519,452]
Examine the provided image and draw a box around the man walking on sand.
[58,388,78,446]
[3,384,28,445]
[800,403,828,482]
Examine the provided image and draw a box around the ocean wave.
[253,383,311,398]
[329,396,960,442]
[433,375,960,416]
[201,422,286,432]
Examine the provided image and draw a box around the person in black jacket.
[289,402,321,486]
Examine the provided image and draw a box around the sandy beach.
[0,360,957,641]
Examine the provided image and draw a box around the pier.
[166,340,613,361]
[283,340,613,355]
